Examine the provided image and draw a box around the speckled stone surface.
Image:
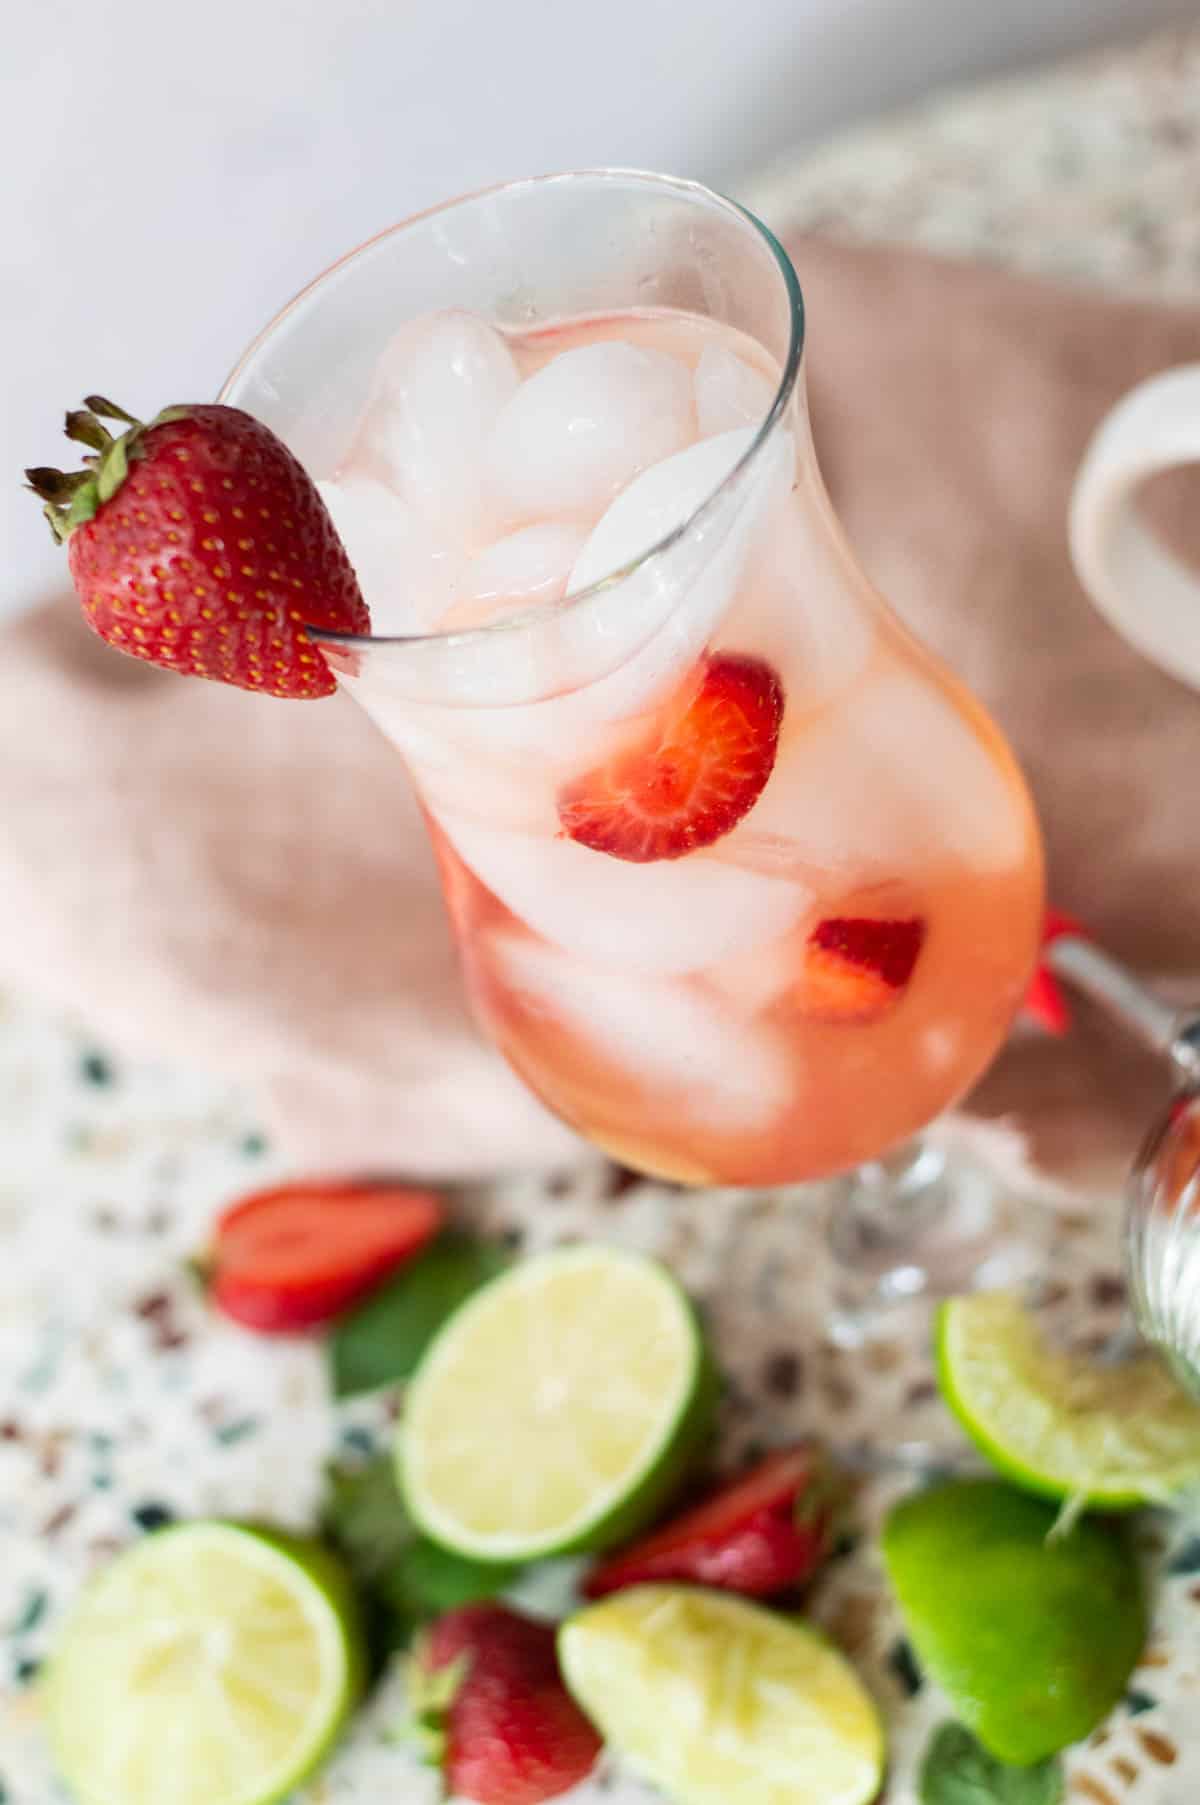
[5,30,1200,1805]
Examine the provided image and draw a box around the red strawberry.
[557,652,784,862]
[409,1604,602,1805]
[206,1179,443,1334]
[1022,907,1086,1036]
[26,396,368,697]
[583,1445,838,1601]
[801,915,926,1022]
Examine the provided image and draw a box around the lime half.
[47,1522,364,1805]
[938,1291,1200,1508]
[559,1585,885,1805]
[398,1244,715,1562]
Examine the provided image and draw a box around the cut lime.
[883,1479,1145,1766]
[559,1585,885,1805]
[46,1522,365,1805]
[938,1291,1200,1508]
[397,1243,715,1562]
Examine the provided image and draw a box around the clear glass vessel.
[222,171,1044,1298]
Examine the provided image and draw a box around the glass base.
[823,1136,1047,1349]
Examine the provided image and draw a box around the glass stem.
[833,1137,949,1250]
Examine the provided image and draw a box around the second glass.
[223,173,1044,1268]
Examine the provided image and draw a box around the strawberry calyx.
[25,396,192,544]
[791,1442,846,1538]
[401,1640,469,1770]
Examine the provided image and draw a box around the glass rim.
[218,167,806,650]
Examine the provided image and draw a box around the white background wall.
[4,0,1190,620]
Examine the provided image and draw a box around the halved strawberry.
[206,1178,443,1334]
[801,915,926,1022]
[557,652,784,862]
[583,1444,838,1601]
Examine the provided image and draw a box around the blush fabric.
[4,234,1198,1179]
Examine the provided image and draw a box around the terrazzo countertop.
[5,28,1200,1805]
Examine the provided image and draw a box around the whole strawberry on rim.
[27,396,368,696]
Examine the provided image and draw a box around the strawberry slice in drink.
[801,915,927,1022]
[557,651,784,862]
[583,1445,838,1601]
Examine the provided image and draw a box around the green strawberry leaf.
[328,1230,509,1399]
[920,1723,1063,1805]
[321,1455,519,1655]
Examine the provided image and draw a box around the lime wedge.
[47,1522,364,1805]
[938,1291,1200,1508]
[397,1244,715,1562]
[559,1585,884,1805]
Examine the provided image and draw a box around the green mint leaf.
[328,1231,509,1399]
[380,1535,519,1622]
[921,1723,1064,1805]
[321,1454,518,1655]
[320,1455,414,1585]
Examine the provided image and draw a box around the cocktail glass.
[221,171,1045,1324]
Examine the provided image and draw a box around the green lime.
[46,1521,365,1805]
[397,1243,716,1563]
[559,1584,885,1805]
[882,1479,1146,1765]
[938,1291,1200,1508]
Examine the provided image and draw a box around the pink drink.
[322,306,1043,1187]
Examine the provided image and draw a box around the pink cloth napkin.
[5,234,1200,1178]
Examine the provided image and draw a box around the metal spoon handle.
[1046,934,1200,1082]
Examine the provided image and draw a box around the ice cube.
[437,522,588,631]
[729,667,1030,877]
[568,427,757,591]
[438,426,793,760]
[693,343,776,436]
[715,487,874,705]
[359,310,519,541]
[706,925,805,1015]
[487,342,694,523]
[316,476,461,633]
[435,812,809,976]
[490,932,794,1132]
[853,671,1032,871]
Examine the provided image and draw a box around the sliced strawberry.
[557,652,784,862]
[1022,908,1087,1036]
[207,1179,443,1334]
[801,915,926,1022]
[411,1604,602,1805]
[583,1444,837,1601]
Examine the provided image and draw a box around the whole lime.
[882,1479,1145,1765]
